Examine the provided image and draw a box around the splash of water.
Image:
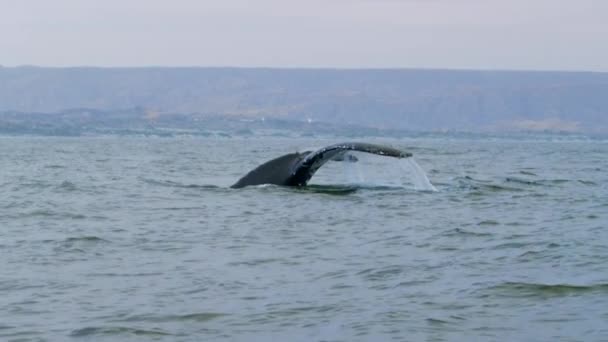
[400,158,438,192]
[338,154,437,191]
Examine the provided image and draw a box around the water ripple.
[113,312,227,323]
[69,326,173,337]
[487,282,608,298]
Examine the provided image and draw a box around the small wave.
[505,177,542,186]
[0,329,43,339]
[140,177,220,189]
[15,180,52,190]
[442,228,493,237]
[488,282,608,297]
[48,236,111,255]
[227,258,281,266]
[10,210,86,220]
[481,184,523,192]
[263,304,339,317]
[313,270,349,281]
[45,164,66,169]
[160,206,208,210]
[463,175,579,192]
[477,220,499,226]
[114,312,227,323]
[461,175,491,182]
[464,185,523,194]
[517,250,543,259]
[86,272,163,278]
[69,326,172,337]
[396,279,435,287]
[64,236,109,243]
[357,265,405,281]
[56,180,78,191]
[297,184,359,195]
[492,241,543,249]
[506,177,596,188]
[426,317,451,325]
[456,176,523,192]
[304,183,421,194]
[26,209,56,218]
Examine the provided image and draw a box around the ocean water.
[1,135,607,341]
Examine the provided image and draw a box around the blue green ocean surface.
[1,134,607,341]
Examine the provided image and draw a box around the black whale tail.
[231,142,412,188]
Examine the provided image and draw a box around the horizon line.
[2,64,607,74]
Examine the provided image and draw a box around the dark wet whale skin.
[231,142,412,188]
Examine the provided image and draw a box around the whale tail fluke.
[231,142,412,188]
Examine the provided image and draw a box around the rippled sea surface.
[1,135,608,341]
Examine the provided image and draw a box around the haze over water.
[1,134,607,341]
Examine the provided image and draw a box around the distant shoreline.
[2,67,607,133]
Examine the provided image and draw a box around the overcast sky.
[1,0,607,71]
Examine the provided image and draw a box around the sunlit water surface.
[1,135,607,341]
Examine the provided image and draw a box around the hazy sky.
[1,0,607,71]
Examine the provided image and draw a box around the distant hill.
[1,66,607,133]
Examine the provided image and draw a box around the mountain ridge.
[1,66,607,133]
